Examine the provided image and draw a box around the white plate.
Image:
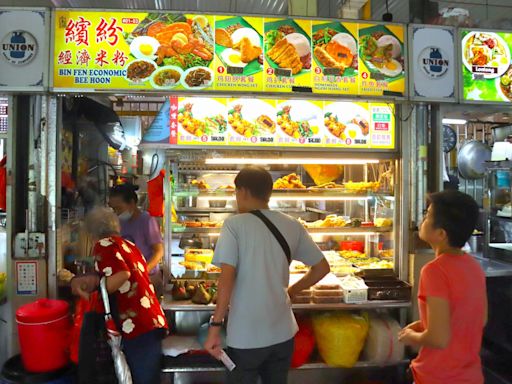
[179,97,226,120]
[124,59,158,84]
[149,66,184,90]
[180,66,214,90]
[462,32,510,79]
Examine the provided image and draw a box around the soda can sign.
[1,30,38,66]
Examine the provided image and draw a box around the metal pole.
[46,96,59,299]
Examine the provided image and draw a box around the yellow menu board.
[213,16,264,92]
[263,18,312,93]
[176,97,228,146]
[311,21,359,95]
[358,23,405,97]
[53,11,216,91]
[168,96,395,149]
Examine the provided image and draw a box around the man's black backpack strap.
[250,210,291,265]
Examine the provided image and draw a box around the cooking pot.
[457,140,491,179]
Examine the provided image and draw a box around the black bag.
[77,309,118,384]
[250,210,291,264]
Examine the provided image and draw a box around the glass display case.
[485,161,512,263]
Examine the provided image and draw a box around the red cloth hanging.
[147,169,165,217]
[0,156,7,211]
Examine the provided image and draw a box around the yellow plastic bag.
[312,312,369,368]
[304,165,343,186]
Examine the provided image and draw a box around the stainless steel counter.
[473,255,512,278]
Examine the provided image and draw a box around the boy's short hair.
[427,190,479,248]
[235,166,273,202]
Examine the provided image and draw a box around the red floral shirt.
[94,236,168,339]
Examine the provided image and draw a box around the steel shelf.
[162,297,411,312]
[172,226,393,235]
[161,357,410,373]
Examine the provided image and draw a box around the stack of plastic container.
[289,274,312,304]
[312,273,343,304]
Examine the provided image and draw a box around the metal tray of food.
[364,280,411,301]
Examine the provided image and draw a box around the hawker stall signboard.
[461,29,512,103]
[410,25,456,101]
[162,96,396,150]
[52,11,406,98]
[0,8,49,91]
[53,11,216,91]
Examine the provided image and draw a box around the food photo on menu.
[123,13,215,90]
[264,19,312,81]
[214,17,263,76]
[312,23,358,77]
[462,31,512,102]
[359,25,404,80]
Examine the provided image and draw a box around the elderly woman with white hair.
[73,206,168,384]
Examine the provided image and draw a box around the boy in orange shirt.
[399,190,487,384]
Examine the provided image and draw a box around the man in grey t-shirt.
[204,166,330,383]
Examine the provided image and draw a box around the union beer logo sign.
[1,30,37,66]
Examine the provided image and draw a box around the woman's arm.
[146,243,164,272]
[106,271,131,294]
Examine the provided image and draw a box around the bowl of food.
[181,66,214,90]
[150,65,183,89]
[124,59,158,83]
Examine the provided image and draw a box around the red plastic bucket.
[16,299,71,373]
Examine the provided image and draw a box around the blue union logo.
[1,31,37,66]
[419,46,449,79]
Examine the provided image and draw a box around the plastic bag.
[70,294,99,364]
[291,316,315,368]
[304,165,343,186]
[363,315,404,365]
[312,312,369,368]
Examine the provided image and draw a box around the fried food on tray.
[339,250,366,259]
[183,220,223,228]
[190,179,211,190]
[344,181,380,193]
[215,28,233,48]
[308,181,344,189]
[179,261,206,271]
[302,215,347,228]
[273,173,306,189]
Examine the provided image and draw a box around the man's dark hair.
[427,190,479,248]
[235,166,273,202]
[110,183,139,204]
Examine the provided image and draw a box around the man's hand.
[204,326,223,360]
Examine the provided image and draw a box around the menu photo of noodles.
[461,30,512,103]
